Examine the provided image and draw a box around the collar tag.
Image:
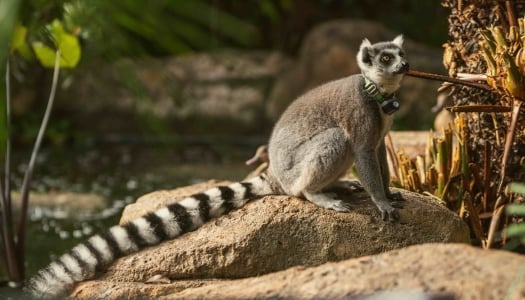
[380,97,400,115]
[363,76,400,114]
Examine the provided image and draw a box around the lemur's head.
[357,35,409,94]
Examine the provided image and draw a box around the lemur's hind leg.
[302,191,353,212]
[290,128,354,212]
[324,178,364,192]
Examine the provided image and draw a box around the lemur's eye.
[381,55,391,62]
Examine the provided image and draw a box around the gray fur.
[27,36,408,299]
[268,35,408,219]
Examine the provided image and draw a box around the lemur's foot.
[340,179,365,192]
[387,190,404,209]
[375,201,399,222]
[390,201,404,209]
[303,191,353,212]
[387,190,404,201]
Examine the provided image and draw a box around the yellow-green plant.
[504,183,525,250]
[391,114,486,244]
[479,17,525,99]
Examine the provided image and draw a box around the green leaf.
[56,32,81,67]
[506,223,525,238]
[11,24,33,60]
[506,182,525,195]
[32,41,57,68]
[31,20,81,68]
[0,0,21,64]
[506,204,525,216]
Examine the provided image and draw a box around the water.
[2,140,257,285]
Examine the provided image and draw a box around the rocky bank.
[65,180,525,300]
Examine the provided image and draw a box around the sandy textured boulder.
[70,180,470,299]
[72,243,525,300]
[167,244,525,300]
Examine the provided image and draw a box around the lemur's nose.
[400,60,409,72]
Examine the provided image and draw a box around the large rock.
[73,244,525,300]
[54,51,292,135]
[70,180,469,299]
[267,19,445,129]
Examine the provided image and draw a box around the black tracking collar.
[363,76,400,115]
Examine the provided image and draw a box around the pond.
[3,138,262,289]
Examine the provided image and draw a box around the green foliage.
[31,20,81,68]
[0,0,21,154]
[0,0,85,287]
[505,183,525,249]
[9,1,85,69]
[12,19,82,69]
[94,0,259,58]
[0,0,21,63]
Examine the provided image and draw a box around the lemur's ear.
[358,38,373,65]
[392,35,404,47]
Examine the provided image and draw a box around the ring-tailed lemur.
[27,35,409,298]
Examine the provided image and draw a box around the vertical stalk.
[483,141,491,212]
[16,50,60,280]
[4,57,11,210]
[498,99,522,194]
[436,139,446,198]
[0,57,19,282]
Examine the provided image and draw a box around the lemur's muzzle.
[395,60,410,74]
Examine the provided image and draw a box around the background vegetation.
[4,0,449,143]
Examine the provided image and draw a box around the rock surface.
[71,180,471,299]
[168,243,525,300]
[72,243,525,300]
[55,51,292,135]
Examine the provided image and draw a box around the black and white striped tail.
[26,174,273,299]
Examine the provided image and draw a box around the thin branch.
[448,105,512,113]
[16,50,61,280]
[0,57,18,281]
[498,99,522,194]
[4,57,11,212]
[506,0,517,28]
[405,70,494,92]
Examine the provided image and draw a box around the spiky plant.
[429,0,525,248]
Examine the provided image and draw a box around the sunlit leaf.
[506,204,525,216]
[0,0,21,64]
[506,182,525,195]
[11,24,33,60]
[31,20,81,68]
[506,223,525,237]
[32,41,57,68]
[56,32,81,67]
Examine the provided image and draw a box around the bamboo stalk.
[497,99,522,194]
[463,192,485,246]
[483,141,491,212]
[487,205,506,249]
